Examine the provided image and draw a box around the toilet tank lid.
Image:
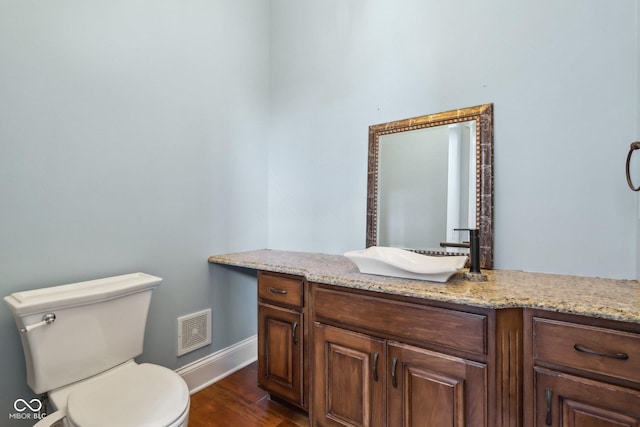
[4,273,162,316]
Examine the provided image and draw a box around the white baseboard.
[176,334,257,394]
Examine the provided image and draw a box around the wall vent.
[177,309,212,356]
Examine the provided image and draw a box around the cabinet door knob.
[573,344,629,360]
[545,388,553,426]
[372,352,379,381]
[391,357,398,388]
[292,321,298,345]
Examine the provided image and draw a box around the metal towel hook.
[626,141,640,191]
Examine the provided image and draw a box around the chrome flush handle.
[21,313,56,333]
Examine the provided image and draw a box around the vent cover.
[177,309,212,356]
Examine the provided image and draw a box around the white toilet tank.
[4,273,162,395]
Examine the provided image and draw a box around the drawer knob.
[269,287,288,295]
[573,344,629,360]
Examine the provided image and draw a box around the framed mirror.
[366,104,494,269]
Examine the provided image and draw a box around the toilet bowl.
[4,273,191,427]
[48,361,189,427]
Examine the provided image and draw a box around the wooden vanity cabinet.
[523,309,640,427]
[386,341,487,426]
[311,283,523,427]
[313,324,386,426]
[257,271,308,410]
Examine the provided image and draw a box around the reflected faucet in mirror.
[366,104,494,269]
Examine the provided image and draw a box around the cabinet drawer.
[258,272,304,309]
[533,317,640,383]
[314,286,487,355]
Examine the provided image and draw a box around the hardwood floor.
[188,362,309,427]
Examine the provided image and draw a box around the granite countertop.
[208,249,640,324]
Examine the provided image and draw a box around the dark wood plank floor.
[189,362,309,427]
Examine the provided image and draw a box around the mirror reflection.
[377,121,476,252]
[366,104,494,269]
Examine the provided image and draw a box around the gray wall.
[637,4,640,279]
[268,0,638,280]
[2,0,640,424]
[0,0,268,421]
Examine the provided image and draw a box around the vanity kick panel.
[313,286,487,355]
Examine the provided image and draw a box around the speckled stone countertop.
[208,249,640,324]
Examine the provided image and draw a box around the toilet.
[4,273,190,427]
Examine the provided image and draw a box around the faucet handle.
[454,227,479,233]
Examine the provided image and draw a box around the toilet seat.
[59,362,189,427]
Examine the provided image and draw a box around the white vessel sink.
[344,246,468,283]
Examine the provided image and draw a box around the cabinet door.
[534,367,640,427]
[387,342,488,427]
[313,323,385,427]
[258,303,304,405]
